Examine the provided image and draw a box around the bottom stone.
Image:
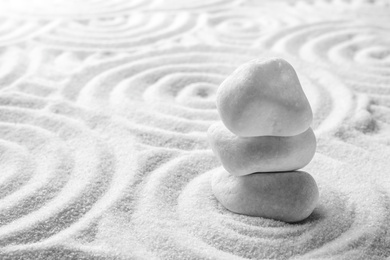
[211,167,319,223]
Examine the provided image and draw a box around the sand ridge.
[0,0,389,259]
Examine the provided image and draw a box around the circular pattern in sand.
[0,93,388,259]
[126,148,390,259]
[198,8,302,47]
[60,45,353,142]
[0,1,390,259]
[0,93,142,258]
[35,12,200,52]
[260,20,390,95]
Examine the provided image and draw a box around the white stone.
[216,58,313,137]
[207,122,316,176]
[211,168,319,223]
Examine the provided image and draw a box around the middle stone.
[207,122,316,176]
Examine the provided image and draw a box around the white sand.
[0,0,389,259]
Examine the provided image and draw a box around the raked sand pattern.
[0,0,389,259]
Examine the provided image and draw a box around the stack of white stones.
[208,58,319,223]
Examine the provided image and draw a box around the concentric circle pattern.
[198,8,303,47]
[61,45,352,139]
[0,0,390,259]
[34,12,200,52]
[260,20,390,95]
[129,151,390,259]
[197,1,356,47]
[0,94,144,259]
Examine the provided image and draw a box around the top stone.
[216,58,313,137]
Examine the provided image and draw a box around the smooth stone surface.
[211,168,319,223]
[207,122,316,176]
[216,58,313,137]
